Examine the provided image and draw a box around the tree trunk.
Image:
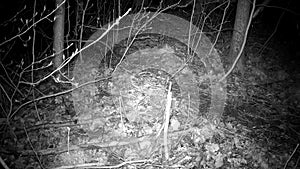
[229,0,251,73]
[53,0,65,69]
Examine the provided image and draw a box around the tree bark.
[53,0,65,69]
[229,0,251,73]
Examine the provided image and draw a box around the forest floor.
[0,21,299,169]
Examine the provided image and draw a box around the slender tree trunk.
[53,0,65,69]
[229,0,251,73]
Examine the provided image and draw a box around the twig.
[0,0,66,47]
[208,0,230,56]
[219,0,256,82]
[172,0,230,79]
[78,0,90,61]
[112,12,151,74]
[19,8,131,86]
[9,75,112,119]
[31,0,41,121]
[284,144,299,169]
[54,159,152,169]
[187,0,196,55]
[0,5,26,27]
[20,127,194,156]
[0,156,10,169]
[23,125,44,169]
[256,8,285,57]
[194,0,230,54]
[113,2,180,73]
[164,82,172,160]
